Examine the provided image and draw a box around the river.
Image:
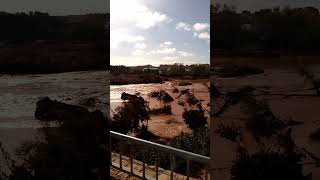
[0,70,109,158]
[110,79,210,139]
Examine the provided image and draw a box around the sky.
[110,0,210,66]
[211,0,320,11]
[0,0,109,15]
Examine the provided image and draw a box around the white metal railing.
[110,131,210,180]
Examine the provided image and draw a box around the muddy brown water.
[212,66,320,180]
[0,71,109,172]
[111,79,210,139]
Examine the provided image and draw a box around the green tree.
[112,93,150,134]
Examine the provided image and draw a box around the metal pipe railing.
[110,131,210,180]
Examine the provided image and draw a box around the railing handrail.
[110,131,210,164]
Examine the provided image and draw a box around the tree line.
[110,63,210,77]
[211,4,320,56]
[0,11,109,44]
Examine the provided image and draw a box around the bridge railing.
[110,131,210,180]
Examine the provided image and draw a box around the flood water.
[0,71,108,156]
[110,79,210,139]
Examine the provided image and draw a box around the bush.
[110,65,129,74]
[173,88,179,93]
[211,84,221,98]
[148,90,173,103]
[168,127,210,177]
[182,104,207,130]
[177,101,185,106]
[7,98,109,180]
[178,82,192,86]
[231,149,308,180]
[132,147,171,171]
[215,123,241,142]
[167,63,186,76]
[169,127,210,156]
[187,94,200,105]
[127,128,210,178]
[149,104,172,115]
[79,97,97,107]
[134,125,161,142]
[189,64,210,77]
[112,93,150,134]
[241,96,285,138]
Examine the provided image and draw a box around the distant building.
[241,23,252,31]
[142,67,162,75]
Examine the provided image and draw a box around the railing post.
[119,153,122,169]
[155,152,159,180]
[155,162,159,180]
[109,135,112,166]
[170,155,175,180]
[205,166,209,180]
[142,158,146,179]
[186,159,191,180]
[130,144,133,174]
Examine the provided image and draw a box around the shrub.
[132,147,170,171]
[112,93,150,134]
[173,88,179,93]
[211,84,221,98]
[169,127,209,156]
[148,90,173,103]
[241,97,285,139]
[182,104,207,130]
[187,94,200,105]
[215,123,241,142]
[149,104,172,115]
[79,97,97,107]
[189,64,210,77]
[168,127,210,177]
[177,101,185,106]
[8,98,109,180]
[128,128,210,178]
[231,149,307,180]
[178,82,192,86]
[134,125,161,142]
[110,65,129,74]
[167,63,186,77]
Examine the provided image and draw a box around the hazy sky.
[110,0,210,66]
[211,0,320,11]
[0,0,109,15]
